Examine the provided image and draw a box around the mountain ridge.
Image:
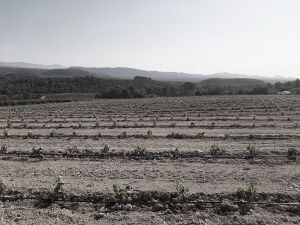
[0,62,296,82]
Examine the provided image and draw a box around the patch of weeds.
[166,132,186,139]
[169,123,176,128]
[66,145,80,154]
[147,130,153,137]
[0,180,6,194]
[176,181,189,196]
[3,130,8,138]
[236,183,257,201]
[209,145,224,156]
[31,146,44,158]
[0,144,7,153]
[132,146,147,156]
[117,132,127,139]
[49,130,55,137]
[196,132,205,138]
[172,147,180,158]
[287,148,297,160]
[249,133,256,139]
[223,133,231,139]
[100,144,110,154]
[112,184,128,202]
[246,145,257,159]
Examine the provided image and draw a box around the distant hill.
[72,67,205,82]
[0,66,95,79]
[0,62,296,82]
[0,62,65,69]
[199,78,266,87]
[73,67,295,83]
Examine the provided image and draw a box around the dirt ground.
[0,95,299,224]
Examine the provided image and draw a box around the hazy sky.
[0,0,299,77]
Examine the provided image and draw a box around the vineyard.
[0,95,299,224]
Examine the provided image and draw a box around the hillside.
[0,62,64,69]
[199,78,266,87]
[73,67,295,82]
[0,66,96,79]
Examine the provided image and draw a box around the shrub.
[246,145,257,159]
[132,146,147,156]
[169,123,176,128]
[196,132,205,138]
[112,184,128,202]
[3,130,8,138]
[101,144,110,154]
[166,132,186,139]
[50,176,65,201]
[210,145,223,156]
[66,145,79,154]
[287,148,297,160]
[176,181,189,196]
[0,144,7,153]
[49,130,55,137]
[117,132,127,139]
[236,183,257,200]
[223,133,231,139]
[31,146,44,158]
[147,130,153,136]
[172,147,180,158]
[249,133,256,139]
[27,131,33,138]
[0,180,6,194]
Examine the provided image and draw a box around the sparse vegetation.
[287,148,297,160]
[210,145,224,156]
[236,183,257,200]
[246,145,257,159]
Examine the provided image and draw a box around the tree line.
[0,74,299,104]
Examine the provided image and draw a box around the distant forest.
[0,71,299,105]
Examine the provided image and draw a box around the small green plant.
[166,132,186,139]
[31,146,44,158]
[169,122,176,128]
[223,133,231,139]
[210,145,223,156]
[100,144,110,154]
[152,120,157,127]
[287,148,297,160]
[0,144,7,153]
[49,176,65,201]
[3,130,8,138]
[117,131,127,139]
[247,145,257,159]
[0,180,6,194]
[49,130,55,137]
[112,184,128,202]
[133,146,147,156]
[236,183,257,200]
[249,133,256,139]
[196,132,205,138]
[66,145,79,154]
[172,147,180,158]
[176,181,189,196]
[27,131,33,138]
[147,130,153,136]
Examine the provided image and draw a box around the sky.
[0,0,299,77]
